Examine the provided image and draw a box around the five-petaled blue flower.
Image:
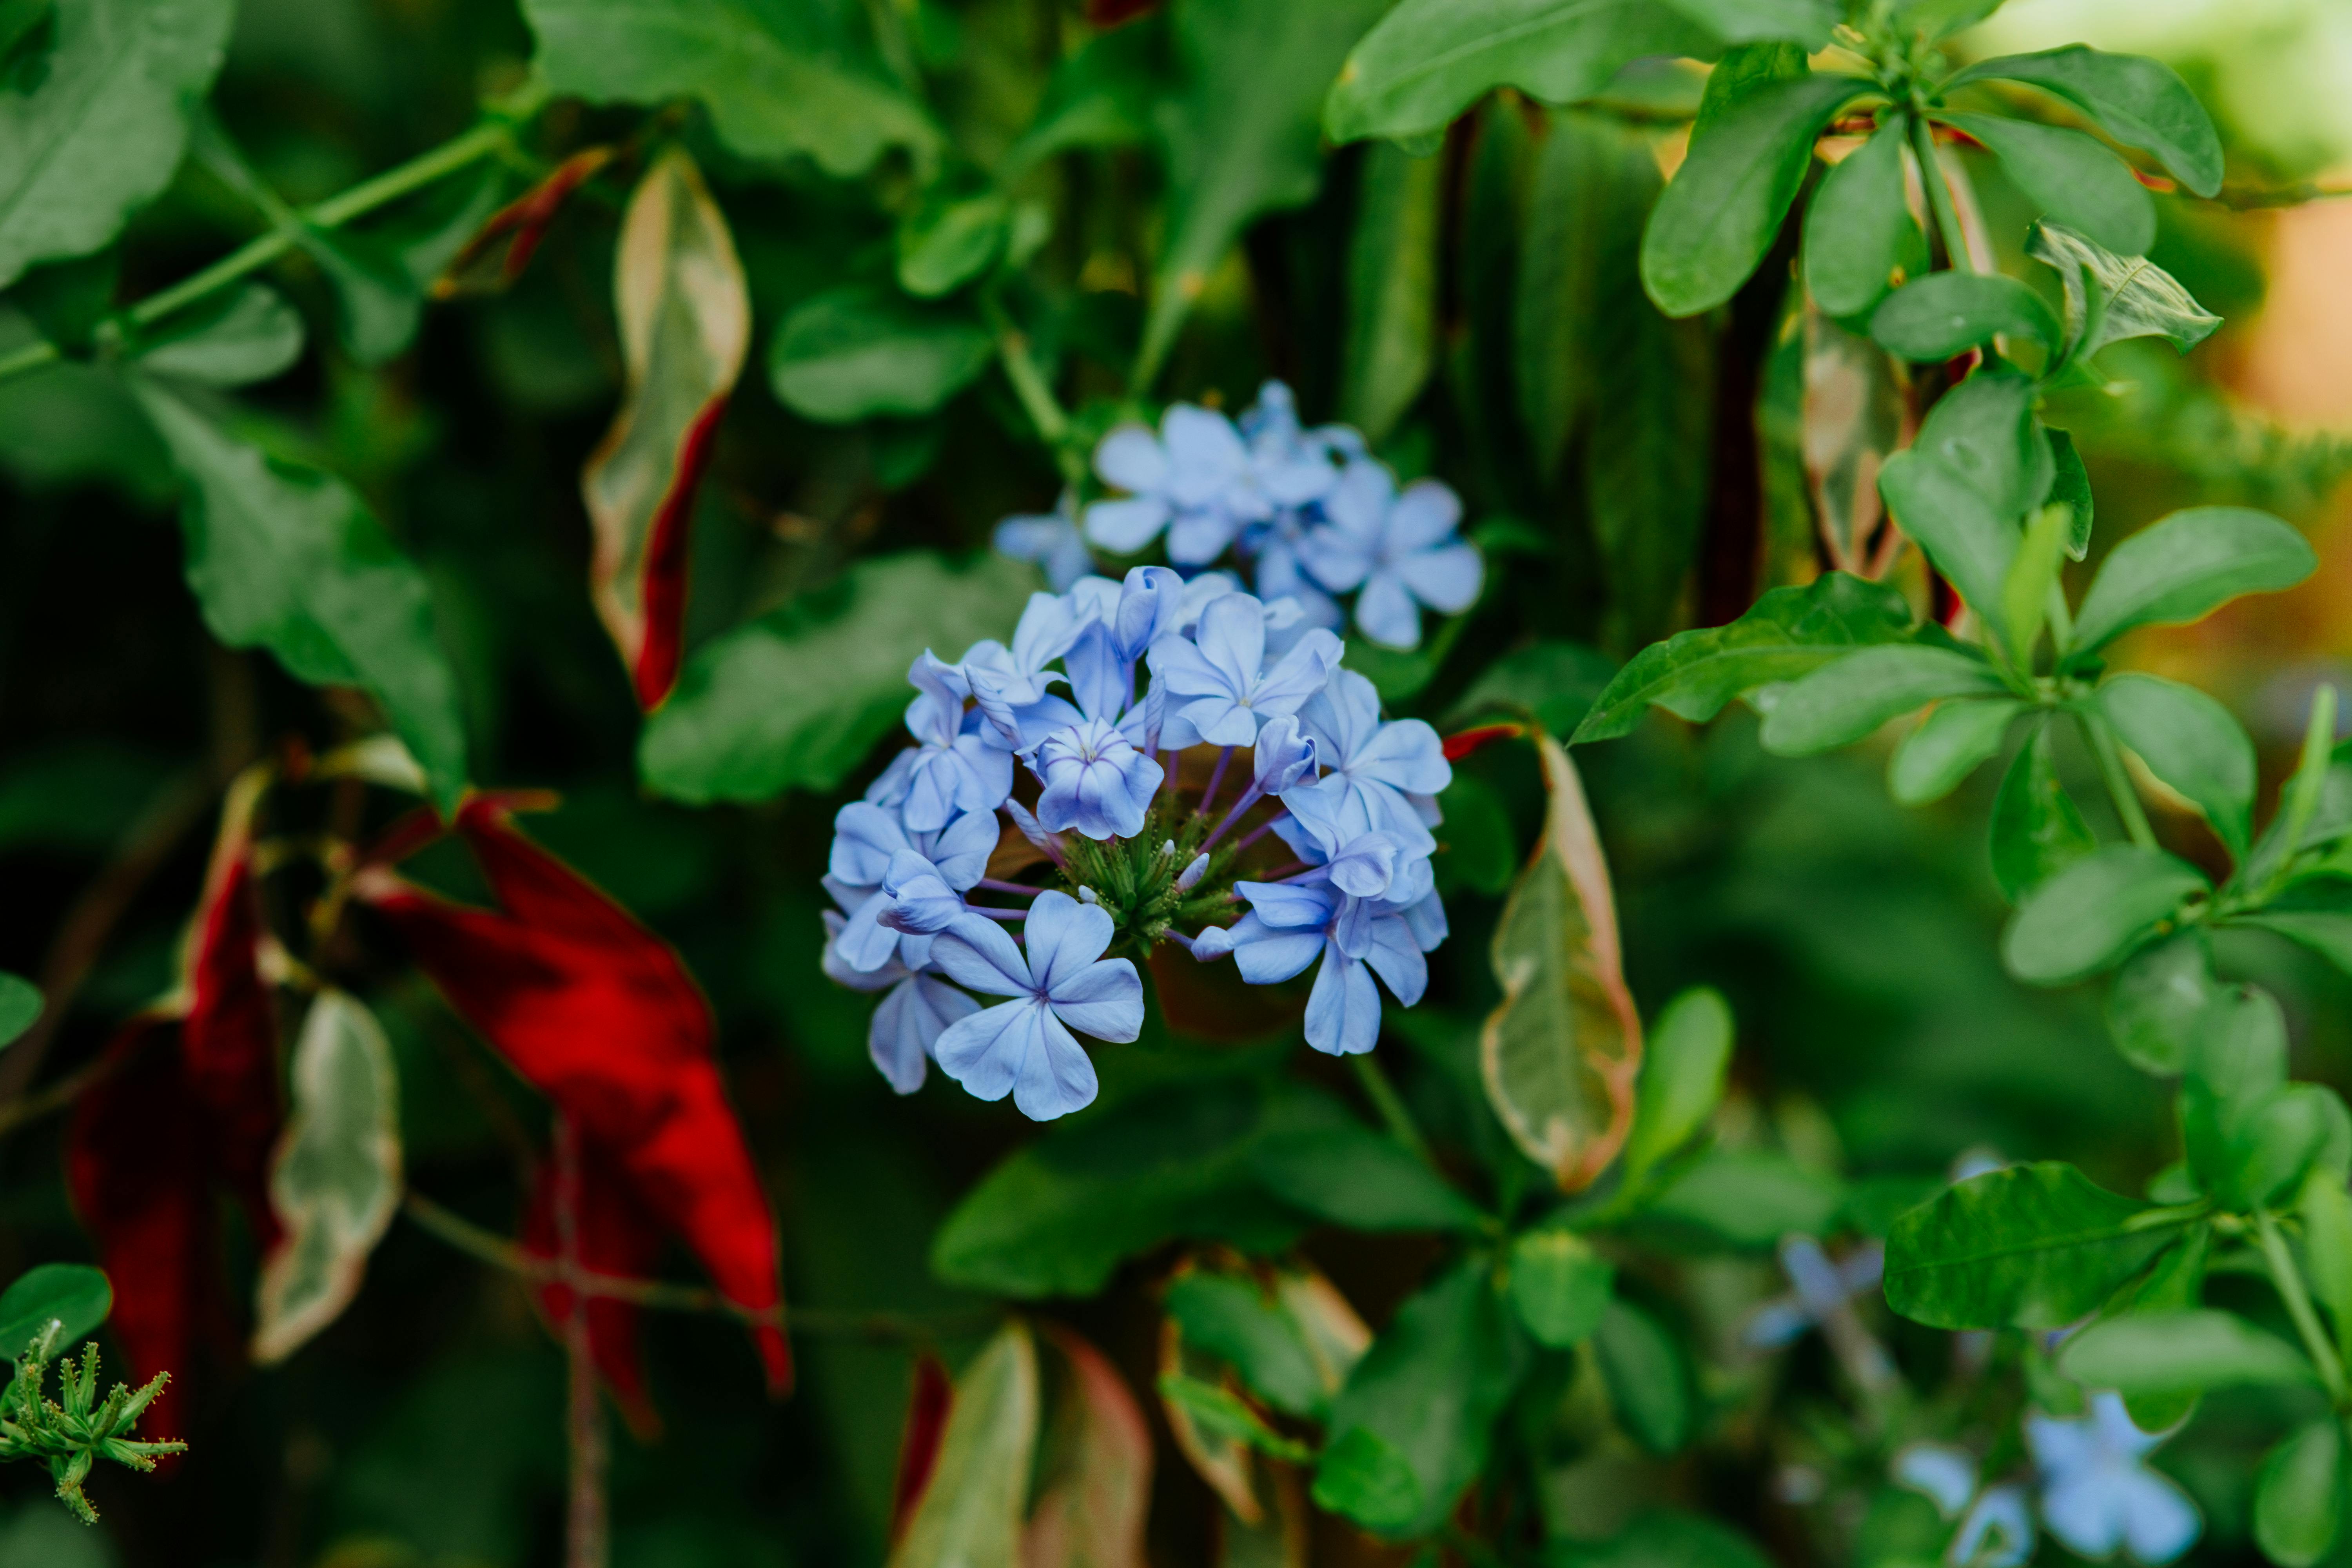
[2026,1394,2200,1564]
[1283,669,1450,857]
[1033,715,1164,840]
[993,491,1095,591]
[1085,404,1270,566]
[868,652,1014,833]
[1149,591,1341,749]
[1301,460,1483,650]
[927,891,1145,1120]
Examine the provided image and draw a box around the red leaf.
[520,1146,665,1439]
[65,1020,211,1443]
[358,797,790,1394]
[628,397,724,708]
[183,855,282,1252]
[1441,722,1526,762]
[890,1354,954,1545]
[434,145,616,296]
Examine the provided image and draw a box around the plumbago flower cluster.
[993,382,1481,652]
[819,565,1463,1119]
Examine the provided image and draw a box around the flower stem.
[1350,1054,1437,1172]
[2258,1208,2349,1404]
[1197,747,1234,817]
[1198,783,1265,855]
[975,877,1042,897]
[1909,111,1975,276]
[984,294,1083,486]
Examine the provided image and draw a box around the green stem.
[987,299,1083,486]
[1909,111,1974,275]
[2259,1208,2349,1404]
[0,119,514,389]
[2080,710,2158,850]
[1351,1053,1437,1171]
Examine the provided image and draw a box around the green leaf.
[889,1322,1038,1568]
[1641,73,1869,318]
[2094,674,2256,858]
[1622,986,1733,1182]
[0,1263,109,1359]
[1871,272,2062,361]
[1913,367,2053,528]
[2061,1309,2318,1397]
[1661,0,1834,47]
[2002,846,2209,985]
[1877,452,2020,637]
[2299,1169,2352,1362]
[2048,426,2094,559]
[928,1080,1334,1298]
[2001,502,2073,669]
[1311,1427,1423,1536]
[1890,699,2023,806]
[252,989,403,1364]
[1883,1161,2201,1329]
[1592,1298,1691,1452]
[2028,222,2221,365]
[896,191,1009,299]
[1508,1228,1616,1348]
[768,284,993,423]
[1323,0,1719,148]
[1556,1512,1777,1568]
[0,0,53,76]
[1453,638,1619,746]
[1803,114,1928,320]
[1937,111,2154,258]
[1313,1260,1530,1538]
[134,283,305,387]
[641,551,1035,804]
[2256,1417,2345,1568]
[1692,41,1809,137]
[1989,717,2095,904]
[2232,913,2352,981]
[1138,0,1394,383]
[1947,45,2223,198]
[1165,1271,1328,1419]
[520,0,938,178]
[1572,572,1917,743]
[996,21,1163,176]
[1519,109,1653,476]
[2181,986,2339,1210]
[1894,0,2004,39]
[2069,507,2316,655]
[1340,141,1442,445]
[1589,266,1715,652]
[1435,774,1519,897]
[1249,1125,1487,1233]
[1636,1148,1844,1249]
[2105,932,2217,1076]
[0,971,39,1049]
[0,0,234,289]
[130,377,470,813]
[1756,645,2009,756]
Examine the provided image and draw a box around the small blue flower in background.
[1085,404,1271,566]
[1301,460,1484,651]
[1032,716,1164,840]
[1149,591,1341,748]
[926,891,1144,1120]
[1283,669,1450,856]
[993,491,1094,590]
[1237,380,1358,503]
[2027,1394,2200,1564]
[1893,1443,2034,1568]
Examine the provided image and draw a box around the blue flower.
[1282,668,1450,857]
[1147,591,1342,748]
[868,653,1015,833]
[963,591,1084,742]
[1745,1237,1886,1350]
[818,918,979,1095]
[1952,1486,2036,1568]
[1191,862,1434,1056]
[1237,381,1356,508]
[824,802,997,975]
[1083,405,1271,566]
[2026,1394,2200,1564]
[1032,715,1165,840]
[1063,564,1184,726]
[993,491,1095,590]
[1300,461,1483,650]
[927,890,1144,1120]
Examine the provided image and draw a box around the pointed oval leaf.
[1622,985,1733,1181]
[2002,846,2209,986]
[1167,1270,1328,1420]
[1025,1327,1152,1568]
[889,1321,1040,1568]
[1508,1228,1616,1348]
[1642,73,1870,317]
[1913,367,2052,526]
[1938,112,2154,258]
[0,1263,110,1360]
[1878,451,2020,636]
[1890,699,2022,806]
[2061,1309,2318,1397]
[134,283,305,388]
[2105,932,2217,1076]
[2029,223,2220,364]
[2070,507,2316,656]
[1323,0,1720,147]
[1343,141,1443,447]
[1249,1124,1486,1233]
[2095,674,2256,859]
[1802,115,1927,319]
[2256,1417,2345,1568]
[251,989,401,1364]
[1661,0,1835,47]
[1947,46,2222,197]
[1884,1161,2198,1329]
[1871,272,2060,361]
[584,149,750,711]
[1756,645,2009,756]
[1481,733,1642,1192]
[1592,1298,1691,1453]
[769,284,993,423]
[1988,718,2094,903]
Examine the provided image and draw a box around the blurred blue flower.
[2027,1394,2200,1564]
[1084,405,1271,566]
[1745,1237,1886,1349]
[927,891,1143,1119]
[1300,461,1483,650]
[1283,669,1450,857]
[1953,1486,2036,1568]
[868,652,1014,833]
[1032,715,1165,840]
[1148,591,1342,748]
[993,491,1094,590]
[1238,381,1357,506]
